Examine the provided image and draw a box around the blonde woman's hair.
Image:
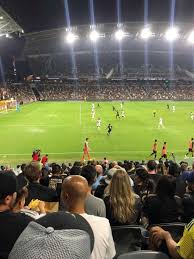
[109,169,136,223]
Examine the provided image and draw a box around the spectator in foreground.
[104,169,142,226]
[150,219,194,259]
[0,172,32,259]
[182,172,194,223]
[62,175,116,259]
[24,164,59,205]
[92,164,104,191]
[147,160,161,184]
[9,221,91,259]
[133,167,155,200]
[143,175,183,226]
[81,165,106,217]
[12,187,46,219]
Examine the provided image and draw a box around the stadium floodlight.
[115,29,125,41]
[65,32,78,44]
[164,27,179,42]
[187,31,194,44]
[89,30,100,42]
[0,16,3,20]
[140,28,153,40]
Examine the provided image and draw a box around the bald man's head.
[62,175,89,205]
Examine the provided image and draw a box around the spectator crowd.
[0,156,194,259]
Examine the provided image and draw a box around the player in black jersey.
[107,124,113,136]
[116,110,120,119]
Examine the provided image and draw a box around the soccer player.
[16,102,20,112]
[120,102,123,109]
[172,105,176,112]
[158,117,165,129]
[96,118,101,130]
[167,104,170,110]
[82,138,90,161]
[91,110,95,119]
[185,138,194,158]
[160,142,167,159]
[112,106,116,112]
[116,110,120,119]
[97,103,100,108]
[107,124,112,136]
[92,103,95,110]
[149,139,158,159]
[190,112,194,121]
[121,110,125,118]
[153,110,156,117]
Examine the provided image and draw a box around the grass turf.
[0,101,194,166]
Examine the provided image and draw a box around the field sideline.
[0,101,194,166]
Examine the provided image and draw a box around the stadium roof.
[1,0,194,33]
[0,6,23,34]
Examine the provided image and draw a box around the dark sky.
[0,0,194,33]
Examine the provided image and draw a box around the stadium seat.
[117,251,169,259]
[149,223,185,242]
[111,225,146,258]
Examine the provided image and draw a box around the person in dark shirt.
[143,175,183,226]
[182,172,194,223]
[104,169,142,226]
[0,171,32,259]
[24,163,59,205]
[133,168,155,200]
[16,164,27,189]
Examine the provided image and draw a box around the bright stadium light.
[164,27,179,42]
[140,28,153,40]
[89,30,100,42]
[187,31,194,44]
[66,32,77,44]
[115,29,125,41]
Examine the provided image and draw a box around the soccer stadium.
[0,1,194,258]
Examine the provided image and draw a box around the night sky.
[0,0,194,33]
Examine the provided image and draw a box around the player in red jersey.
[160,142,167,159]
[185,138,194,158]
[82,138,90,161]
[41,154,48,167]
[149,139,158,159]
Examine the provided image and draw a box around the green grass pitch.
[0,101,194,166]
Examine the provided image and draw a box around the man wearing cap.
[0,171,33,259]
[62,175,116,259]
[10,211,95,259]
[182,172,194,223]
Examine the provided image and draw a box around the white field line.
[0,150,187,156]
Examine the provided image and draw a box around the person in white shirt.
[62,175,116,259]
[121,110,125,118]
[172,105,175,112]
[91,110,95,119]
[158,117,165,129]
[96,118,101,129]
[92,103,95,110]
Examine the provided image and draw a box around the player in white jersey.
[172,105,175,112]
[120,102,123,109]
[96,118,101,129]
[121,110,125,118]
[91,110,95,119]
[92,103,95,110]
[190,112,194,121]
[158,117,165,129]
